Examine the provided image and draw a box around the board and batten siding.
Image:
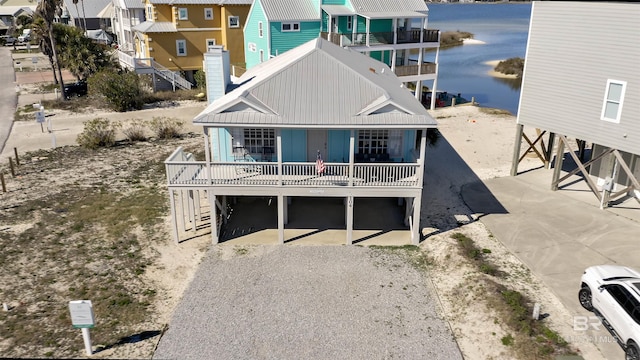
[244,0,269,69]
[270,21,321,56]
[517,1,640,156]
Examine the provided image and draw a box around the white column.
[346,196,354,245]
[209,191,218,244]
[348,129,355,186]
[169,190,179,244]
[393,18,398,45]
[430,33,441,111]
[277,194,285,244]
[277,129,283,186]
[417,129,427,185]
[188,190,195,232]
[365,18,370,47]
[411,195,421,245]
[204,127,212,184]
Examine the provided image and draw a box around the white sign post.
[68,300,95,356]
[35,105,45,133]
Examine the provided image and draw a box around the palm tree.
[31,18,58,85]
[72,0,88,32]
[36,0,66,99]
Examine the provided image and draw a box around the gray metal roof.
[359,11,427,19]
[194,38,436,129]
[349,0,428,17]
[150,0,251,4]
[63,0,112,18]
[119,0,145,9]
[321,5,354,17]
[260,0,320,21]
[133,21,177,32]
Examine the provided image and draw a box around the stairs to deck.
[117,50,192,91]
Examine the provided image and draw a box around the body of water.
[426,3,532,114]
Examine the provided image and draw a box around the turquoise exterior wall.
[211,128,234,162]
[281,129,307,162]
[270,21,321,56]
[244,0,270,69]
[370,18,392,32]
[328,130,350,162]
[322,0,345,5]
[403,130,416,161]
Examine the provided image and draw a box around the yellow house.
[133,0,252,85]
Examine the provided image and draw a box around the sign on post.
[69,300,95,355]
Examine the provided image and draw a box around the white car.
[579,265,640,360]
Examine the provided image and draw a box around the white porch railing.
[117,50,192,90]
[166,157,421,188]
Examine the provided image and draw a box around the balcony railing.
[166,159,420,188]
[394,62,436,77]
[322,29,439,47]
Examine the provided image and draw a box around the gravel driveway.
[153,245,462,360]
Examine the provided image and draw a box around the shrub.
[194,69,206,90]
[77,118,119,149]
[88,69,144,112]
[495,57,524,78]
[149,116,183,139]
[121,119,148,142]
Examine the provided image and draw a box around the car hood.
[588,265,640,281]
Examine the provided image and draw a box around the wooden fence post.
[1,172,5,193]
[13,147,19,166]
[9,158,16,177]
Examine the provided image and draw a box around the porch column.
[346,196,354,245]
[391,49,397,72]
[415,19,425,102]
[393,18,398,45]
[169,189,179,244]
[283,196,288,224]
[417,129,427,185]
[429,36,441,110]
[510,124,524,176]
[352,16,356,38]
[348,129,355,186]
[365,18,370,47]
[411,195,422,245]
[277,194,285,244]
[551,136,565,191]
[277,129,283,186]
[209,190,218,244]
[204,127,212,184]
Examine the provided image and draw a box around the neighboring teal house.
[243,0,440,108]
[165,39,437,246]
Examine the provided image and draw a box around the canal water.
[426,3,532,114]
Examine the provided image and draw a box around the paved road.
[0,47,17,153]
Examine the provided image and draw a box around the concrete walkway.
[462,168,640,359]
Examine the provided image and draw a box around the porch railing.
[321,29,439,47]
[394,63,436,77]
[166,159,421,188]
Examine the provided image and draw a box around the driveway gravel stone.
[153,245,462,360]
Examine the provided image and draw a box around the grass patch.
[479,107,513,116]
[450,232,500,276]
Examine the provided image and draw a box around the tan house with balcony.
[130,0,251,86]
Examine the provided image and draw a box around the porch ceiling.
[321,5,355,17]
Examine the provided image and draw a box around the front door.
[307,130,327,162]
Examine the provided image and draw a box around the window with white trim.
[243,129,275,154]
[347,16,352,31]
[258,21,263,38]
[358,130,388,155]
[248,42,256,52]
[228,16,239,28]
[204,8,213,20]
[206,39,216,51]
[281,22,300,32]
[176,39,186,56]
[601,79,626,123]
[259,49,264,63]
[178,8,188,20]
[146,4,153,20]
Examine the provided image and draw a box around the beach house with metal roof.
[112,0,146,53]
[165,38,437,245]
[513,1,639,208]
[60,0,113,31]
[122,0,251,89]
[243,0,440,108]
